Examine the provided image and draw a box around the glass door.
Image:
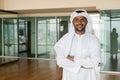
[3,18,18,56]
[18,19,28,55]
[18,18,35,58]
[100,10,120,72]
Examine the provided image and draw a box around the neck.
[75,30,85,35]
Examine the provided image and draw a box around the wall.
[4,0,95,10]
[0,0,4,9]
[4,0,120,11]
[95,0,120,10]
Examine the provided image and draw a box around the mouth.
[75,24,85,32]
[77,24,84,29]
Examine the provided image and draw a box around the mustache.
[76,24,84,26]
[75,27,85,32]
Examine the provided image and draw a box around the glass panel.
[100,12,110,71]
[90,14,100,38]
[100,10,120,72]
[110,17,120,71]
[3,18,18,56]
[37,17,57,59]
[37,18,47,58]
[18,19,27,53]
[0,18,2,56]
[18,17,35,58]
[27,17,36,57]
[47,23,56,58]
[57,16,70,39]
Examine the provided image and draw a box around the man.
[54,9,101,80]
[110,28,118,58]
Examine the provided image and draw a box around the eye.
[81,18,87,22]
[73,18,87,23]
[73,18,79,22]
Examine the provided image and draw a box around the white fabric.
[69,9,93,34]
[54,9,101,80]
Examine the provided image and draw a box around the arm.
[67,55,90,69]
[54,42,80,73]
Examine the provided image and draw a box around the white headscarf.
[55,9,94,57]
[69,9,93,34]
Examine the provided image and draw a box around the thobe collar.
[74,32,87,38]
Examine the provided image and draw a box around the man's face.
[72,16,88,32]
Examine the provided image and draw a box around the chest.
[70,36,91,57]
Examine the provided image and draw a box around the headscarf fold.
[69,9,93,34]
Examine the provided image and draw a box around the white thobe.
[55,33,101,80]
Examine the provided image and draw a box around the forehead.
[74,16,87,19]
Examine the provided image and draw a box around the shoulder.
[88,34,98,39]
[58,33,73,41]
[55,33,71,44]
[54,33,73,48]
[88,34,100,43]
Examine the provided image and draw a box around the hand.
[81,66,93,69]
[67,55,74,61]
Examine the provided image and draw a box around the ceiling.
[0,7,99,15]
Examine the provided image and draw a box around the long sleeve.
[54,41,80,74]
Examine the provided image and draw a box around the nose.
[77,20,82,24]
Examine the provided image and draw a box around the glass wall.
[100,10,120,72]
[3,18,18,56]
[37,16,70,59]
[0,18,2,56]
[0,14,100,59]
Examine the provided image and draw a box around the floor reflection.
[110,55,118,71]
[0,57,18,65]
[103,53,120,72]
[18,52,55,59]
